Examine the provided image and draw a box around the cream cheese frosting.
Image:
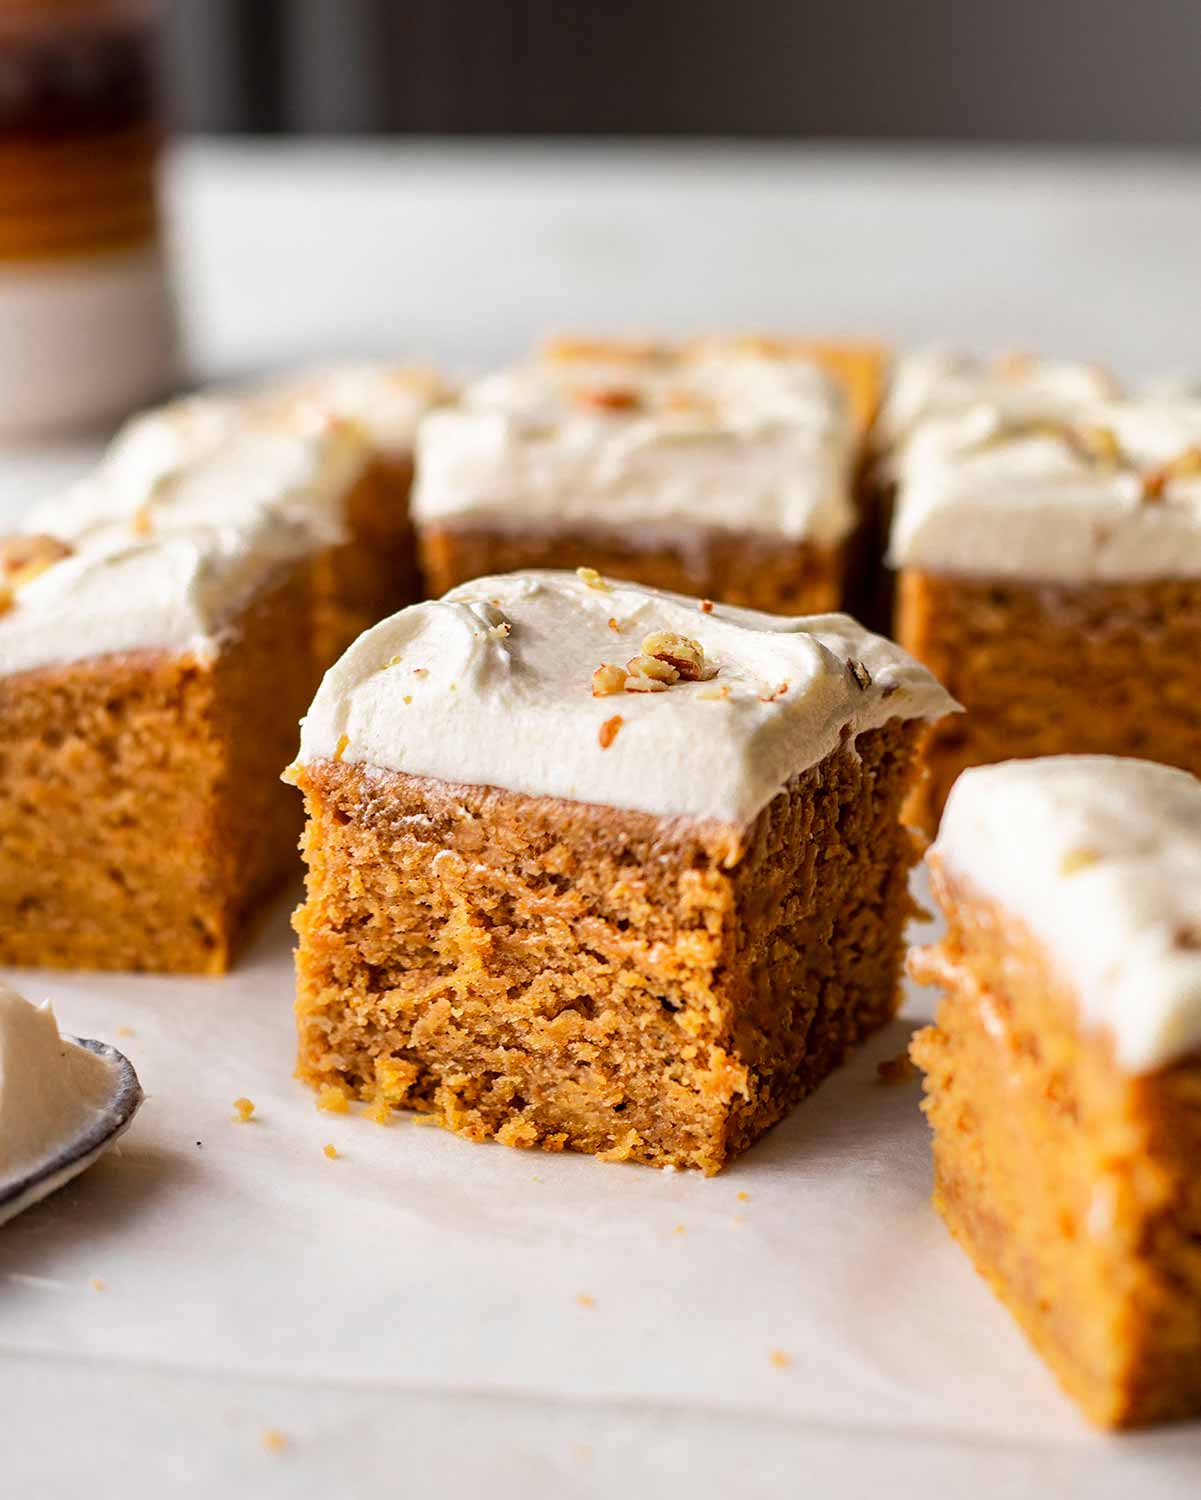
[28,410,371,552]
[0,983,133,1186]
[888,398,1201,580]
[412,342,856,544]
[254,360,452,451]
[27,360,448,545]
[294,569,957,826]
[932,756,1201,1073]
[0,515,313,679]
[875,346,1119,460]
[0,981,143,1225]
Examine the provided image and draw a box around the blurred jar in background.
[0,0,179,439]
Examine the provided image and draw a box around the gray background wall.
[163,0,1201,142]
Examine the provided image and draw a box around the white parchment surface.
[2,874,1199,1499]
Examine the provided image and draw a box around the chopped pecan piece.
[640,630,705,681]
[627,653,678,685]
[623,672,669,694]
[591,663,628,697]
[1142,445,1201,503]
[1059,847,1100,876]
[846,658,872,691]
[572,385,642,413]
[0,532,73,589]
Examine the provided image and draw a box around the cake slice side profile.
[287,569,956,1171]
[909,756,1201,1428]
[891,398,1201,833]
[0,513,318,973]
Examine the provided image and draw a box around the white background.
[2,142,1200,1497]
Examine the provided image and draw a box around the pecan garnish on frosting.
[572,385,643,413]
[639,631,705,682]
[0,532,73,596]
[591,663,628,697]
[1141,445,1201,504]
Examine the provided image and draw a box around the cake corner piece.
[288,568,956,1172]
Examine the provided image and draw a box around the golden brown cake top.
[412,337,860,545]
[293,568,957,827]
[933,755,1201,1072]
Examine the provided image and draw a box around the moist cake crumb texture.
[288,570,955,1172]
[910,756,1201,1428]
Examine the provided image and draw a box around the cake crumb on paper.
[876,1052,917,1086]
[323,1143,339,1160]
[577,1293,595,1308]
[232,1097,255,1123]
[316,1083,349,1114]
[770,1349,793,1370]
[89,1278,105,1292]
[736,1190,749,1202]
[261,1429,288,1454]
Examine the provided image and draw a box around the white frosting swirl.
[412,344,856,544]
[296,570,957,826]
[888,398,1201,580]
[0,983,128,1184]
[933,756,1201,1072]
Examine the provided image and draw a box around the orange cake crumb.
[261,1429,288,1454]
[876,1051,917,1085]
[232,1097,255,1124]
[315,1082,349,1114]
[769,1349,793,1369]
[322,1143,338,1160]
[577,1293,596,1308]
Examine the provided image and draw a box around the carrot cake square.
[29,360,451,665]
[910,756,1201,1429]
[0,508,318,974]
[890,395,1201,832]
[862,347,1120,630]
[286,568,955,1172]
[413,336,882,615]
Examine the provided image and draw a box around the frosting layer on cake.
[29,421,368,553]
[933,755,1201,1072]
[0,515,313,678]
[888,399,1201,580]
[413,340,857,544]
[875,346,1119,460]
[295,569,957,826]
